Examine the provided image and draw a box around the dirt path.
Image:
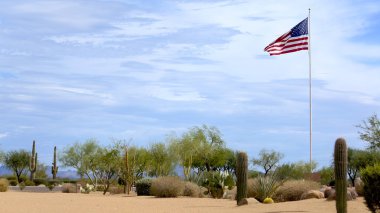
[0,191,370,213]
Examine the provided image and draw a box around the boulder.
[301,190,324,200]
[326,188,357,201]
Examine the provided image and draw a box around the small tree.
[96,146,121,195]
[357,113,380,151]
[252,149,283,176]
[347,148,380,186]
[3,150,30,183]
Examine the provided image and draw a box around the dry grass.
[183,181,202,197]
[247,178,257,198]
[274,180,320,202]
[0,178,9,192]
[62,183,77,193]
[151,176,185,198]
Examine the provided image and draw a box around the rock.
[246,198,260,204]
[326,188,357,201]
[301,190,324,200]
[324,187,335,199]
[354,178,364,196]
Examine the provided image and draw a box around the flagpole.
[308,8,313,173]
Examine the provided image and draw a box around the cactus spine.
[51,146,58,179]
[29,140,37,181]
[236,152,248,206]
[334,138,347,213]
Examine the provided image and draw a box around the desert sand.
[0,191,370,213]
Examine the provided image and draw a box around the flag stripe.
[264,18,308,56]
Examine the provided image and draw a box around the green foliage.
[202,171,232,198]
[236,152,248,205]
[273,180,320,202]
[275,161,317,181]
[187,125,226,172]
[361,163,380,213]
[147,142,175,177]
[59,139,100,183]
[251,174,283,203]
[136,178,152,196]
[334,138,348,213]
[357,113,380,151]
[348,148,380,186]
[95,145,123,195]
[33,178,47,186]
[24,179,35,186]
[4,150,30,183]
[319,166,334,185]
[252,149,283,176]
[0,178,9,192]
[19,182,26,190]
[151,176,185,197]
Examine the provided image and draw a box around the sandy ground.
[0,191,370,213]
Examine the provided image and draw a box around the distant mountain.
[0,165,79,179]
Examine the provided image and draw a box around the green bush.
[24,179,35,186]
[151,176,184,198]
[183,181,202,197]
[273,180,320,202]
[361,163,380,213]
[136,178,152,196]
[9,180,17,186]
[0,178,9,192]
[19,182,26,190]
[33,178,47,186]
[5,176,17,181]
[202,171,227,198]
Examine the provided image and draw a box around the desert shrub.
[247,178,258,198]
[5,176,17,181]
[202,171,227,198]
[9,180,17,186]
[19,175,27,183]
[361,163,380,213]
[96,185,105,191]
[24,179,35,186]
[61,179,78,184]
[109,186,125,194]
[150,176,184,198]
[183,181,202,197]
[62,183,77,193]
[33,178,47,186]
[273,180,320,202]
[252,175,283,202]
[19,182,26,190]
[0,178,9,192]
[136,178,152,196]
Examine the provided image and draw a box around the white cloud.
[0,133,8,139]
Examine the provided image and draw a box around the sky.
[1,0,380,169]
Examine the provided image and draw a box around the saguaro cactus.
[124,147,129,194]
[334,138,347,213]
[29,140,37,181]
[52,146,58,179]
[236,151,248,206]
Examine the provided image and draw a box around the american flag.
[264,18,308,56]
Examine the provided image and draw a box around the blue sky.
[1,0,380,169]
